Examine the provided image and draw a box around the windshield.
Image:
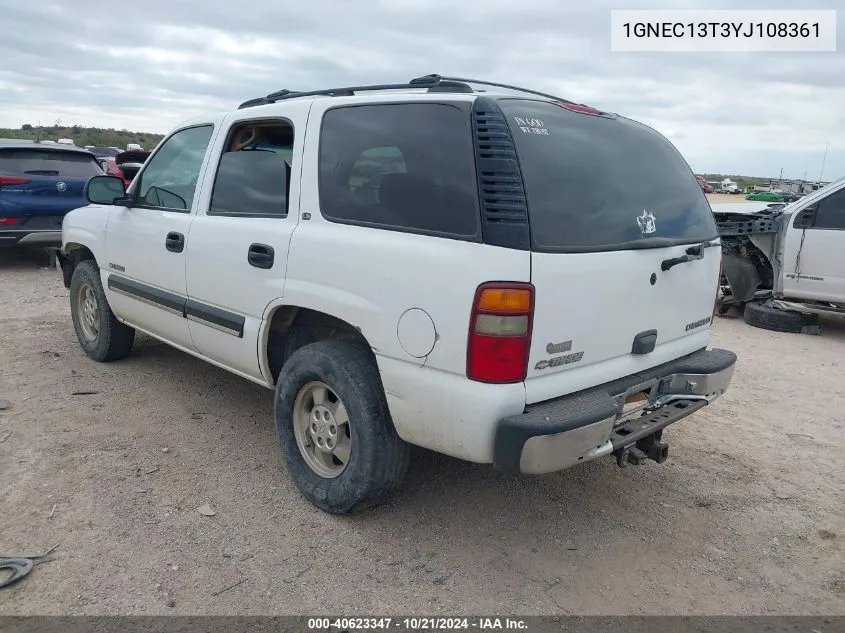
[0,149,102,178]
[498,99,717,252]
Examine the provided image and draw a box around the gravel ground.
[0,248,843,615]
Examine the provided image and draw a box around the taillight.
[0,217,18,224]
[0,176,31,187]
[467,282,534,383]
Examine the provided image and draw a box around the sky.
[0,0,843,180]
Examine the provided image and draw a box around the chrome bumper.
[495,348,737,475]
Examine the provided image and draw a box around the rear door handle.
[248,243,274,269]
[165,232,185,253]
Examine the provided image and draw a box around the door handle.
[248,243,274,269]
[165,232,185,253]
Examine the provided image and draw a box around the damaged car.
[713,177,845,333]
[101,149,150,188]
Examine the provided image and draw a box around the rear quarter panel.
[277,98,532,458]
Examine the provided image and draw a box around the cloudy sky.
[1,0,842,180]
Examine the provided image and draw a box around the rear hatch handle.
[661,243,709,271]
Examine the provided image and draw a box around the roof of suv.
[172,74,618,142]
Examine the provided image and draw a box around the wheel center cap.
[311,406,337,451]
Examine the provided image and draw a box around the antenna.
[819,140,829,183]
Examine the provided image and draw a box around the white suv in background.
[57,75,737,514]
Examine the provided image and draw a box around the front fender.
[61,205,110,262]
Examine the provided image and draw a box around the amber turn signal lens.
[477,288,532,313]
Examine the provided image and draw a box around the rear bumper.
[0,229,63,247]
[494,348,737,474]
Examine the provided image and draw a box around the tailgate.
[527,245,719,403]
[494,98,720,404]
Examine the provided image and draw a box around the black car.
[779,191,804,203]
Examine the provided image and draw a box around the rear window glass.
[498,99,717,251]
[318,103,479,237]
[0,150,102,178]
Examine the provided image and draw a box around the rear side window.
[318,103,479,237]
[498,99,717,251]
[0,150,102,178]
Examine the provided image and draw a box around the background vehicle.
[57,74,736,514]
[0,143,102,247]
[100,149,151,187]
[715,177,845,331]
[717,178,742,194]
[779,191,804,203]
[87,146,123,172]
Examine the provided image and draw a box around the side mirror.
[85,175,127,205]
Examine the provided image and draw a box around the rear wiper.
[23,170,59,176]
[661,242,713,271]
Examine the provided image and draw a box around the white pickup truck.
[56,74,737,514]
[713,176,845,332]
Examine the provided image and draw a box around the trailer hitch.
[614,431,669,467]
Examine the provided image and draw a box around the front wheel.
[274,339,409,514]
[69,260,135,362]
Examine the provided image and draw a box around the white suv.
[57,75,737,514]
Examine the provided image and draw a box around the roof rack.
[237,73,576,109]
[423,75,579,105]
[237,75,461,109]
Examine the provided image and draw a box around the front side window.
[135,125,214,211]
[812,188,845,230]
[318,103,479,237]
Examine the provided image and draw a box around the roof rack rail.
[237,75,474,109]
[416,74,577,105]
[236,74,580,109]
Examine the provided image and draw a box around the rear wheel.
[69,260,135,361]
[274,339,409,514]
[743,300,818,333]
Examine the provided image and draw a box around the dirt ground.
[1,248,843,616]
[706,193,754,204]
[704,193,760,204]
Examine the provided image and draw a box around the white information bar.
[610,10,837,52]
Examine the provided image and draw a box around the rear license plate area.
[615,385,657,426]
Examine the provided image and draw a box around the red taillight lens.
[558,102,603,116]
[0,176,31,187]
[0,217,18,224]
[467,282,534,383]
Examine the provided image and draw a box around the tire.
[743,301,818,333]
[274,339,409,515]
[69,260,135,362]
